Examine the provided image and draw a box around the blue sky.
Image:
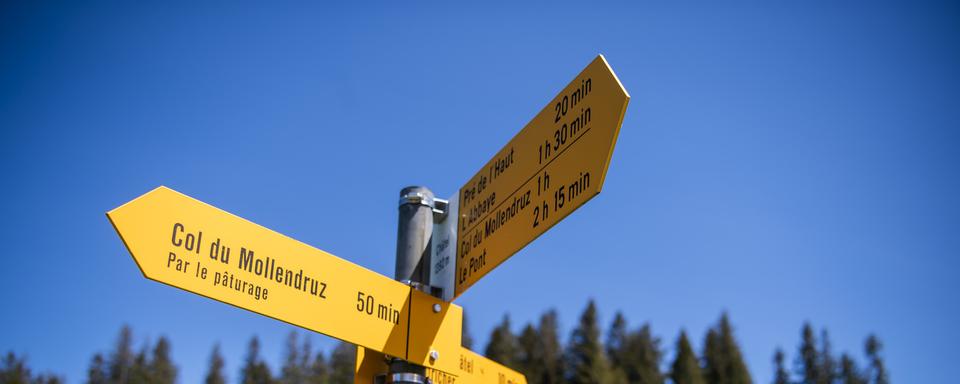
[2,1,958,383]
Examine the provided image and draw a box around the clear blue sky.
[2,1,958,383]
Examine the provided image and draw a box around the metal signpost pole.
[390,186,435,384]
[396,186,435,284]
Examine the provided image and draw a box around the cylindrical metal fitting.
[395,186,434,283]
[386,373,430,384]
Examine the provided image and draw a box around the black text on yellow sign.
[455,55,630,298]
[107,186,463,365]
[355,346,527,384]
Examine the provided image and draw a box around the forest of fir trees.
[1,300,889,384]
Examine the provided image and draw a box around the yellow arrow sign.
[107,186,412,358]
[356,346,527,384]
[454,55,630,298]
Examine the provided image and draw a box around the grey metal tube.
[395,186,434,284]
[389,186,434,383]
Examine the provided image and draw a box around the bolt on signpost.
[107,54,629,384]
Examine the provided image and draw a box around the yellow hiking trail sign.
[108,53,629,383]
[454,55,630,298]
[356,346,527,384]
[107,186,411,358]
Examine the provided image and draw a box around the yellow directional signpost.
[453,55,630,298]
[356,346,527,384]
[107,186,412,358]
[108,54,629,383]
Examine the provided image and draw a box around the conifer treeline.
[1,301,889,384]
[0,352,62,384]
[81,327,357,384]
[0,325,359,384]
[484,300,889,384]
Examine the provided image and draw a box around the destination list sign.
[107,186,412,358]
[455,55,630,297]
[356,346,527,384]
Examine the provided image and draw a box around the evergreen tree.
[670,331,704,384]
[241,337,274,384]
[566,300,612,384]
[796,324,819,384]
[625,324,663,384]
[149,336,177,384]
[462,311,475,349]
[537,310,564,384]
[517,323,543,384]
[281,332,307,384]
[485,315,519,367]
[86,353,108,384]
[35,375,64,384]
[204,344,226,384]
[702,313,752,384]
[864,335,888,384]
[1,351,31,384]
[772,349,789,384]
[838,354,866,384]
[307,351,328,384]
[605,312,628,381]
[328,342,355,384]
[703,329,724,384]
[818,331,835,384]
[608,315,662,384]
[0,352,63,384]
[108,326,135,383]
[606,312,628,362]
[128,347,152,384]
[298,336,314,383]
[796,324,845,384]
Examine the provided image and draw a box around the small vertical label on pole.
[430,194,458,301]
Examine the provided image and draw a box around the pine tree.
[818,331,835,384]
[281,332,306,384]
[626,324,664,384]
[0,352,63,384]
[241,337,274,384]
[86,353,108,384]
[537,310,564,384]
[485,315,518,367]
[128,347,152,384]
[517,323,543,384]
[149,336,177,384]
[703,313,752,384]
[703,329,724,384]
[298,336,314,383]
[838,354,866,384]
[566,300,612,384]
[772,349,789,384]
[1,351,31,384]
[462,311,475,350]
[864,335,888,384]
[608,315,662,384]
[204,344,226,384]
[796,323,819,384]
[328,342,355,384]
[38,375,64,384]
[670,331,704,384]
[306,351,328,384]
[108,326,135,383]
[721,314,752,384]
[606,312,628,381]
